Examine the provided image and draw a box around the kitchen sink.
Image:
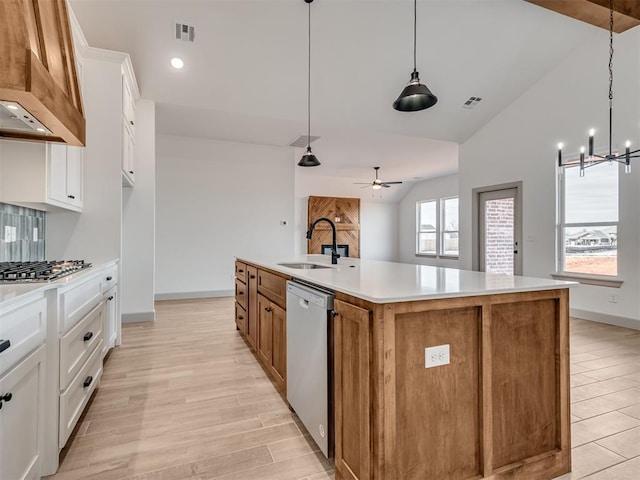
[277,262,332,270]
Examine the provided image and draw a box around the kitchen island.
[234,255,575,480]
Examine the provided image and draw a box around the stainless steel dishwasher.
[286,280,334,458]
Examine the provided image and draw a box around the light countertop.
[238,255,576,304]
[0,261,117,309]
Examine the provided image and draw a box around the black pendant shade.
[298,146,320,167]
[393,70,438,112]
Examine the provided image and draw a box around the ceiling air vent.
[175,22,195,42]
[289,135,319,148]
[462,96,482,109]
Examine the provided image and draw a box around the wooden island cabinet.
[236,255,573,480]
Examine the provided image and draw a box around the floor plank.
[47,299,640,479]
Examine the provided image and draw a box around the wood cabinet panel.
[257,268,286,309]
[257,294,272,367]
[234,279,247,311]
[270,302,286,390]
[334,299,371,480]
[246,266,258,350]
[234,261,247,283]
[234,302,246,335]
[308,196,360,258]
[491,299,559,468]
[392,307,481,480]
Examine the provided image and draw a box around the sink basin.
[278,262,332,270]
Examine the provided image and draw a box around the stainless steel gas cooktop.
[0,260,91,283]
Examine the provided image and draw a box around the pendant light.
[557,0,638,175]
[393,0,437,112]
[298,0,320,167]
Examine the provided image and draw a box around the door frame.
[472,181,523,275]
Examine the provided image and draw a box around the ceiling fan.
[354,167,403,190]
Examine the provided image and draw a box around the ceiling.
[70,0,600,183]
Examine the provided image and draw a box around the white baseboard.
[154,290,234,301]
[570,308,640,331]
[122,311,156,324]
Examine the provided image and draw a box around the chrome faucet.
[306,217,340,265]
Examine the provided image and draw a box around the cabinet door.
[104,288,117,355]
[122,124,135,186]
[65,146,83,208]
[246,266,258,350]
[256,294,272,367]
[0,346,44,480]
[270,302,286,390]
[47,143,68,203]
[334,299,371,480]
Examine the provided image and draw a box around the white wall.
[46,56,123,264]
[155,135,295,298]
[398,174,459,267]
[121,99,156,321]
[294,171,399,261]
[459,28,640,327]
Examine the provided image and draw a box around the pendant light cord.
[608,0,614,155]
[307,1,312,149]
[413,0,417,72]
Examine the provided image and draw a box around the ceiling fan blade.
[382,184,392,188]
[382,181,403,185]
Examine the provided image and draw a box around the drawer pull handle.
[0,392,12,409]
[238,269,244,273]
[68,195,76,199]
[129,170,134,174]
[108,296,114,301]
[250,274,256,279]
[106,276,113,281]
[84,332,93,342]
[0,339,10,353]
[83,376,93,388]
[238,291,244,295]
[265,307,272,312]
[238,315,244,320]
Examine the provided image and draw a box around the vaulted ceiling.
[70,0,602,184]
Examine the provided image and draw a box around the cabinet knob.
[129,170,134,174]
[238,269,244,273]
[68,195,75,199]
[265,307,272,312]
[83,332,93,342]
[130,121,134,126]
[108,295,114,301]
[250,274,256,279]
[0,339,10,353]
[83,376,93,388]
[238,291,244,296]
[106,276,113,281]
[238,315,244,320]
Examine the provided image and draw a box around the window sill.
[415,254,459,260]
[551,272,623,288]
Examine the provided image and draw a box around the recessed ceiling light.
[170,57,184,69]
[6,104,19,110]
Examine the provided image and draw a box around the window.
[558,162,618,276]
[416,197,459,257]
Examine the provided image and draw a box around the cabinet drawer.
[235,261,247,282]
[235,279,247,310]
[60,273,103,334]
[60,302,104,391]
[235,302,247,334]
[59,341,103,448]
[102,265,118,294]
[0,297,46,377]
[258,269,287,309]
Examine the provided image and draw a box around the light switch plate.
[425,344,450,368]
[33,227,38,241]
[11,226,17,242]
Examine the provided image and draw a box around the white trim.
[552,272,623,288]
[571,308,639,330]
[154,290,234,301]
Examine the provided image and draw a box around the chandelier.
[557,0,638,176]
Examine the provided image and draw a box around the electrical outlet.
[425,344,450,368]
[609,294,618,303]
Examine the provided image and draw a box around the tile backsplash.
[0,203,45,262]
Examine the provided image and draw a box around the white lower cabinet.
[59,341,103,447]
[0,345,45,480]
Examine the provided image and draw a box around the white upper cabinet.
[0,141,83,212]
[121,69,137,187]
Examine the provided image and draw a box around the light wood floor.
[47,298,640,480]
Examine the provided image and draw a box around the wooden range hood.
[0,0,85,146]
